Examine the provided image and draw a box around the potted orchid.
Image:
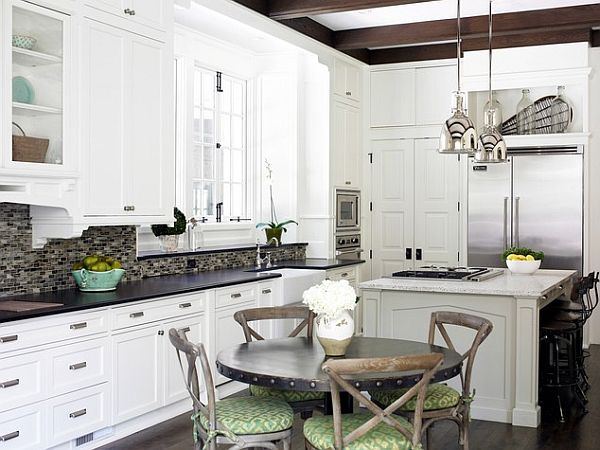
[302,279,357,356]
[255,159,297,243]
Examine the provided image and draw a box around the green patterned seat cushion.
[250,384,326,402]
[370,383,460,411]
[197,396,293,435]
[304,412,415,450]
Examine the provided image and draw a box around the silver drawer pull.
[0,431,19,442]
[0,335,18,343]
[262,289,272,294]
[230,293,242,299]
[130,312,144,318]
[0,379,19,389]
[180,327,191,333]
[69,362,87,371]
[70,322,87,330]
[341,273,349,278]
[69,408,87,418]
[179,302,192,309]
[559,285,564,289]
[345,91,352,96]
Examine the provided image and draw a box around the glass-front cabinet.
[4,0,71,171]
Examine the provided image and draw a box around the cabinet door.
[214,302,254,386]
[370,69,415,127]
[85,0,126,17]
[163,315,206,406]
[81,19,127,216]
[415,65,456,125]
[129,0,165,31]
[257,281,277,339]
[127,33,172,216]
[413,139,459,267]
[371,139,415,277]
[332,102,361,188]
[333,59,361,103]
[112,325,163,423]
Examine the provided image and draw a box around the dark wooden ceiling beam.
[592,30,600,48]
[268,0,437,20]
[278,17,335,47]
[335,4,600,50]
[369,28,593,65]
[232,0,269,15]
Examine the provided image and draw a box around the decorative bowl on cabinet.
[506,259,541,274]
[12,34,36,50]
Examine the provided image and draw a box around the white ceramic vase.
[315,310,354,356]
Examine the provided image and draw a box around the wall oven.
[335,189,360,232]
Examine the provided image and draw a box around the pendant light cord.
[457,0,461,93]
[488,0,493,106]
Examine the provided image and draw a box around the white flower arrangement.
[302,279,357,322]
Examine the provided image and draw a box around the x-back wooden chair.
[370,311,493,450]
[233,306,325,418]
[168,328,293,450]
[304,353,444,450]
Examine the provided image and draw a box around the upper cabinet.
[332,101,361,188]
[84,0,166,33]
[333,58,361,104]
[3,0,73,173]
[81,18,173,219]
[370,64,456,128]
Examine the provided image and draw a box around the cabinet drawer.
[111,293,205,330]
[47,384,110,446]
[0,403,45,450]
[0,311,108,355]
[326,266,357,281]
[215,284,257,307]
[49,338,109,396]
[0,353,43,413]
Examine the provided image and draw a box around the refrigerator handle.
[514,197,520,247]
[503,197,509,249]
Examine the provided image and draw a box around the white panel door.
[371,139,415,278]
[415,65,457,125]
[127,34,170,216]
[129,0,165,31]
[370,69,415,127]
[112,325,162,423]
[163,314,206,406]
[85,0,125,17]
[82,19,127,216]
[413,139,460,267]
[332,101,361,188]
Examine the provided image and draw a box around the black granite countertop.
[0,258,363,324]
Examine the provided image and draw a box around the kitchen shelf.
[504,132,589,148]
[13,102,62,116]
[12,47,62,66]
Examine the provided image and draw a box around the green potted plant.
[255,159,297,244]
[151,207,187,252]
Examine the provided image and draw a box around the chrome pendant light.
[473,0,507,163]
[439,0,477,155]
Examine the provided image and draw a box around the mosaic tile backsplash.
[0,203,306,297]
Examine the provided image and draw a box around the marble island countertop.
[359,268,577,298]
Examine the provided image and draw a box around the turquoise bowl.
[72,268,125,292]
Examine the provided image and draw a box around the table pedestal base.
[324,392,354,415]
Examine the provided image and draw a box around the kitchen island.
[359,269,576,428]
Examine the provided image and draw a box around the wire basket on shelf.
[12,122,49,163]
[501,95,572,135]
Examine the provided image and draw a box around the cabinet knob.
[124,8,131,14]
[345,181,351,185]
[0,431,19,442]
[158,330,164,336]
[262,289,272,294]
[70,322,87,330]
[345,91,352,96]
[130,312,144,319]
[130,9,136,15]
[0,335,18,343]
[69,408,87,419]
[0,379,19,389]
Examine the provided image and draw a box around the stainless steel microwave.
[335,189,360,231]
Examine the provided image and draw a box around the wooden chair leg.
[282,435,292,450]
[462,414,470,450]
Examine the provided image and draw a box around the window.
[189,67,248,219]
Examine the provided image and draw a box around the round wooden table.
[216,336,463,393]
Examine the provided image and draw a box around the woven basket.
[501,95,572,135]
[12,122,49,163]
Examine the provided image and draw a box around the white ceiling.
[311,0,599,31]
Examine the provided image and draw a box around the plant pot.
[158,235,180,253]
[315,310,354,356]
[265,228,283,244]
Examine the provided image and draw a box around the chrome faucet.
[266,236,279,247]
[256,244,272,268]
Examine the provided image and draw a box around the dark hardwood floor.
[100,345,600,450]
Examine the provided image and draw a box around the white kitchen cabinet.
[332,101,361,188]
[333,58,361,104]
[370,138,459,278]
[84,0,167,33]
[81,18,174,219]
[370,64,456,127]
[0,402,45,450]
[257,280,277,339]
[326,264,362,334]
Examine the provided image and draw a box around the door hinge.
[369,202,373,211]
[368,152,373,164]
[369,250,373,259]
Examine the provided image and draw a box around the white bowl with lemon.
[503,248,543,274]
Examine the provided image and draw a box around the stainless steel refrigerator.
[467,145,583,272]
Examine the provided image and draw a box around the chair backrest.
[427,311,493,397]
[168,328,217,431]
[323,353,443,450]
[233,306,315,342]
[581,272,599,318]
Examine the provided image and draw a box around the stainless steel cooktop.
[390,266,503,281]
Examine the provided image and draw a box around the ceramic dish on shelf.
[12,76,35,104]
[72,268,125,292]
[12,35,36,50]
